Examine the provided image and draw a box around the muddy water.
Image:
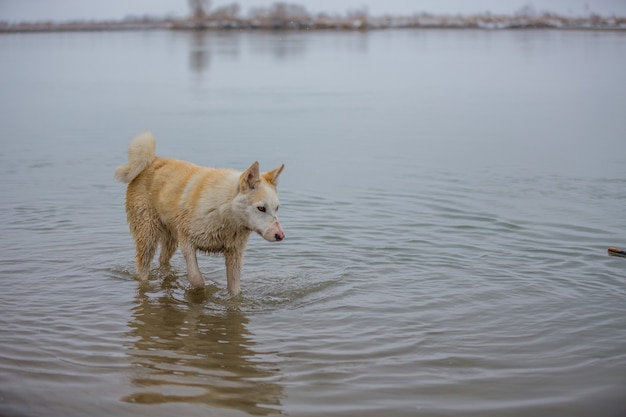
[1,29,625,416]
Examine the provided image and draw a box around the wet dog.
[115,132,285,295]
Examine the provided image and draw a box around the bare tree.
[188,0,211,20]
[210,3,240,20]
[249,2,309,21]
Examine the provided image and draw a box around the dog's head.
[236,161,285,242]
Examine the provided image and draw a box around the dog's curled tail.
[114,132,156,183]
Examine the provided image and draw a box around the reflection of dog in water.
[124,282,283,414]
[115,132,285,294]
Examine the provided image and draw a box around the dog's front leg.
[224,249,243,296]
[180,240,205,288]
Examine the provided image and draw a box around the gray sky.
[1,0,625,22]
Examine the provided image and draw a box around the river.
[1,28,625,416]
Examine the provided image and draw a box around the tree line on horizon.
[1,0,623,32]
[188,0,369,21]
[186,0,620,21]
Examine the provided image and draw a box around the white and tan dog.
[115,132,285,295]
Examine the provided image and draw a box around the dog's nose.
[274,232,284,241]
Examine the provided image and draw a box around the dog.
[115,132,285,295]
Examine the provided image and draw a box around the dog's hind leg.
[158,230,178,268]
[128,208,160,281]
[133,229,159,281]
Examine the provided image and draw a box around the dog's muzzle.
[259,220,284,242]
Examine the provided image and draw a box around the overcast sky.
[1,0,625,22]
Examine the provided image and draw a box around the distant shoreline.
[2,14,625,33]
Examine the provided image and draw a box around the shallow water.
[1,29,625,417]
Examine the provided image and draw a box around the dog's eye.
[276,205,280,212]
[257,206,266,213]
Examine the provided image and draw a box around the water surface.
[1,29,625,417]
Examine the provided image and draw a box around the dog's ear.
[240,161,260,191]
[262,164,285,187]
